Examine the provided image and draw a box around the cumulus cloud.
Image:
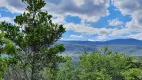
[70,35,83,39]
[0,0,25,13]
[45,0,110,22]
[128,33,142,40]
[64,22,133,40]
[1,0,142,40]
[112,0,142,40]
[97,35,108,41]
[109,28,131,36]
[0,0,111,36]
[113,0,142,31]
[64,22,113,36]
[113,0,142,16]
[0,0,110,23]
[108,18,123,27]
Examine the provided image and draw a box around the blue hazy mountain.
[58,39,142,56]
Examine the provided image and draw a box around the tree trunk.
[31,53,36,80]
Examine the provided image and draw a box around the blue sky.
[0,0,142,41]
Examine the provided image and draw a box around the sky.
[0,0,142,41]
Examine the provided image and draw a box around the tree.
[57,50,142,80]
[0,32,18,80]
[0,0,65,79]
[0,57,6,80]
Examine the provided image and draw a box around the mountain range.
[58,39,142,56]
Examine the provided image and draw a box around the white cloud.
[128,33,142,40]
[0,0,25,13]
[64,23,113,35]
[52,15,66,24]
[60,38,80,41]
[108,18,123,26]
[70,35,83,39]
[64,22,135,40]
[111,0,142,40]
[0,0,110,23]
[88,39,95,41]
[113,0,141,16]
[73,0,84,7]
[0,0,111,38]
[113,0,142,32]
[45,0,110,22]
[97,35,108,41]
[0,16,13,23]
[1,0,142,40]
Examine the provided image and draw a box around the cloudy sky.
[0,0,142,41]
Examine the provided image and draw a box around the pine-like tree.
[0,0,66,79]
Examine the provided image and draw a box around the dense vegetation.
[57,49,142,80]
[1,47,142,80]
[0,0,142,80]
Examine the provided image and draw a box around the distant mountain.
[58,39,142,56]
[103,39,142,45]
[60,38,142,45]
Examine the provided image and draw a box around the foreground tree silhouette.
[0,0,65,79]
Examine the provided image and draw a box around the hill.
[58,39,142,56]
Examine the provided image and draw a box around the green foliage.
[57,50,142,80]
[0,57,6,80]
[0,0,65,79]
[121,68,142,80]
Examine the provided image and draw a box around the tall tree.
[0,0,65,80]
